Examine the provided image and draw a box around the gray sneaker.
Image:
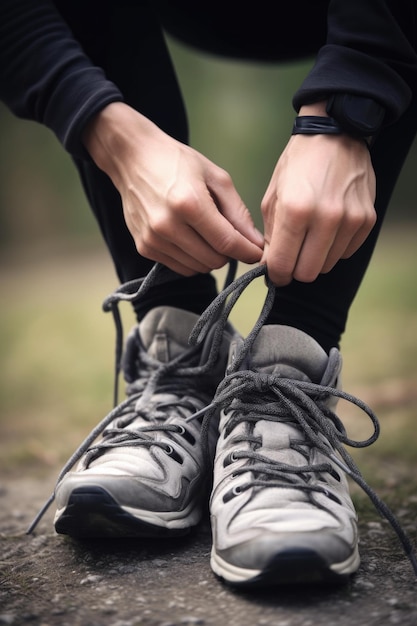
[54,306,233,538]
[210,324,360,586]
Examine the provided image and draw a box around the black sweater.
[1,0,416,159]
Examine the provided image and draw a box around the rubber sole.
[211,547,354,588]
[54,486,196,539]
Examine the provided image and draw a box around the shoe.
[210,324,360,586]
[53,306,234,538]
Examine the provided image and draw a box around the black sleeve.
[293,0,417,125]
[0,0,123,158]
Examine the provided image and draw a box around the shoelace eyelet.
[176,424,196,445]
[223,484,243,503]
[223,450,239,467]
[163,444,184,464]
[321,488,342,505]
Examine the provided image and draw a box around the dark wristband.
[292,116,344,136]
[292,115,371,146]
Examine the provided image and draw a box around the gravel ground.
[1,474,416,626]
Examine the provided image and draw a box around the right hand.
[83,102,264,275]
[260,102,377,286]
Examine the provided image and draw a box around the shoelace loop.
[26,261,417,580]
[193,264,417,578]
[26,261,237,534]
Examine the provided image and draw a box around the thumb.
[212,188,264,249]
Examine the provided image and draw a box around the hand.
[260,106,377,286]
[83,102,264,276]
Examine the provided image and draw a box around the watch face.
[327,94,385,136]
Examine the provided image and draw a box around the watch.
[326,94,385,138]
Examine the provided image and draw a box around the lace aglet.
[328,453,354,477]
[26,493,55,535]
[185,402,216,422]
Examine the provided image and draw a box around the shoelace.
[78,363,213,471]
[26,261,237,534]
[188,264,417,578]
[26,261,417,579]
[213,372,376,495]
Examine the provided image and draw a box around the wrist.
[297,95,384,146]
[292,115,370,148]
[298,101,328,117]
[82,102,128,161]
[82,102,152,178]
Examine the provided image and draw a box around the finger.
[292,221,340,283]
[173,223,231,269]
[138,208,230,271]
[261,218,307,286]
[321,208,376,273]
[140,221,230,272]
[290,198,367,282]
[139,243,211,276]
[145,244,220,275]
[208,179,264,248]
[133,208,239,275]
[189,203,263,264]
[340,208,376,259]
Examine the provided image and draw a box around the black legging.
[66,2,417,352]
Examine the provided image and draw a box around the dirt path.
[1,472,416,626]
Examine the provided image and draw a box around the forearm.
[293,0,417,125]
[0,0,123,157]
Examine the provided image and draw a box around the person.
[1,0,417,586]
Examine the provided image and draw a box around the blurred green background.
[1,39,417,505]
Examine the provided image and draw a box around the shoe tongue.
[138,306,199,362]
[249,325,328,383]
